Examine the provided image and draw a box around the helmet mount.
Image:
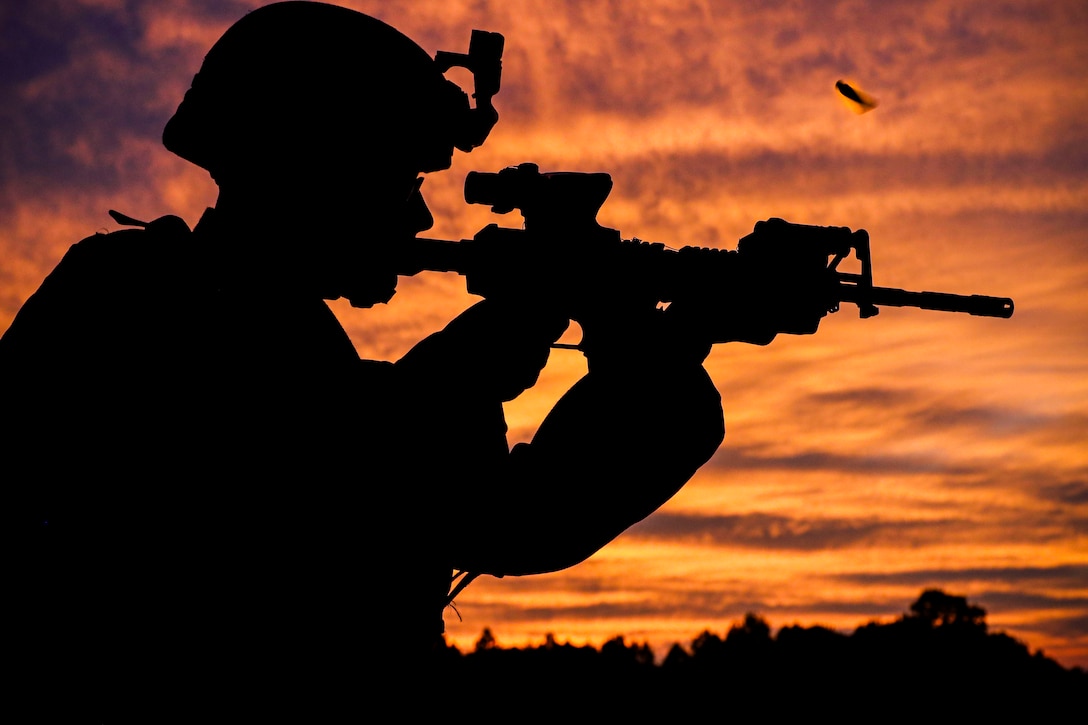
[435,28,505,153]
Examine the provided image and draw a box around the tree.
[600,635,656,668]
[907,589,987,630]
[474,627,498,652]
[725,613,772,643]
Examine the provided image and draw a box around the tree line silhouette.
[427,589,1085,716]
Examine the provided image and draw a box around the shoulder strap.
[108,209,191,238]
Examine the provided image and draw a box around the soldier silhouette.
[2,1,828,718]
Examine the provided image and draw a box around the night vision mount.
[435,29,505,152]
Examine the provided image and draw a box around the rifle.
[394,163,1013,347]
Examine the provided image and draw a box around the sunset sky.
[2,0,1086,669]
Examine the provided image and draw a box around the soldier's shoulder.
[2,213,196,350]
[75,211,191,249]
[65,211,193,272]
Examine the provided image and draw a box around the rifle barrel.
[838,284,1014,318]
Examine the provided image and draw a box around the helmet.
[163,2,502,182]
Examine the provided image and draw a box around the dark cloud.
[768,597,903,619]
[458,579,909,629]
[705,441,975,476]
[942,3,1040,58]
[526,2,735,117]
[838,563,1088,590]
[804,386,915,408]
[493,594,885,627]
[973,591,1088,643]
[628,510,972,550]
[457,597,691,630]
[1039,481,1088,506]
[498,597,677,623]
[448,567,692,624]
[1,1,203,193]
[977,588,1088,612]
[1016,613,1088,641]
[0,1,72,88]
[908,403,1042,435]
[781,388,1088,480]
[597,146,1088,218]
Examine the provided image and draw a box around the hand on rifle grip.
[738,220,835,338]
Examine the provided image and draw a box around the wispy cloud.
[837,563,1088,589]
[632,510,972,550]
